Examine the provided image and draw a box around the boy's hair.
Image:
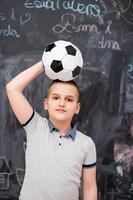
[47,79,80,101]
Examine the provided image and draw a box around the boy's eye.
[52,96,59,100]
[67,98,73,102]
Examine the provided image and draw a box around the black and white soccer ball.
[42,40,83,81]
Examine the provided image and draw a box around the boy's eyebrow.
[50,93,60,96]
[51,93,76,98]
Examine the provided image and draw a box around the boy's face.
[44,82,80,123]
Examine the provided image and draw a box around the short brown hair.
[47,79,80,101]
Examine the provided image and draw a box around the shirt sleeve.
[22,110,44,137]
[83,138,97,168]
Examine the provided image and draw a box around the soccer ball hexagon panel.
[42,40,83,81]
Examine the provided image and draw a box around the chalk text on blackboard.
[0,8,32,27]
[0,25,20,38]
[62,1,101,18]
[127,64,133,79]
[24,0,60,11]
[53,13,98,33]
[105,20,112,34]
[98,36,121,50]
[53,13,121,50]
[24,0,102,23]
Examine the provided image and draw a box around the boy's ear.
[44,98,48,110]
[75,102,80,114]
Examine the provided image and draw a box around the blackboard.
[0,0,133,199]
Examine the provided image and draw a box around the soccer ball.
[42,40,83,81]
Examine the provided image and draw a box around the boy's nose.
[59,99,65,107]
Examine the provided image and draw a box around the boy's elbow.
[6,82,15,93]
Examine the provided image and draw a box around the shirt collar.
[47,120,77,141]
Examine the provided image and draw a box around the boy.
[6,61,97,200]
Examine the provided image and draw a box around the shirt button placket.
[59,135,62,146]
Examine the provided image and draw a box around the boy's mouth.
[56,109,66,112]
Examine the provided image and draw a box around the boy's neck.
[49,117,71,134]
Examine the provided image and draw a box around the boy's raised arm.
[6,61,44,125]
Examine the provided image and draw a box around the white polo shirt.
[19,111,96,200]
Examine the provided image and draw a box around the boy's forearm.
[6,61,44,92]
[83,187,97,200]
[84,195,97,200]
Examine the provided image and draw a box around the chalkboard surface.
[0,0,133,199]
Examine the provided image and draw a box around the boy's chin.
[54,116,68,121]
[51,115,72,122]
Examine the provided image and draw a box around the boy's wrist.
[41,61,45,73]
[34,61,45,74]
[41,59,45,70]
